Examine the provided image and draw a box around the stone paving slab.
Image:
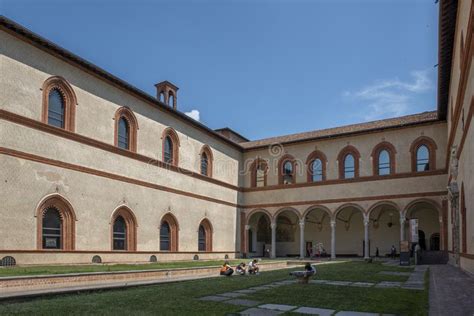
[350,282,375,287]
[239,307,283,315]
[375,281,402,288]
[309,279,328,284]
[335,311,379,316]
[223,299,261,307]
[235,289,258,294]
[324,281,352,286]
[218,292,246,298]
[293,306,335,315]
[259,303,297,311]
[249,286,273,291]
[198,295,230,302]
[378,271,411,276]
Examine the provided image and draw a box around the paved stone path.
[429,264,474,316]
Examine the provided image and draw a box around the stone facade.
[0,0,472,275]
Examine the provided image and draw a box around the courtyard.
[0,261,430,315]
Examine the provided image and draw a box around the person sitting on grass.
[220,261,234,276]
[236,262,246,275]
[248,259,260,275]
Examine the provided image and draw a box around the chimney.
[155,81,179,110]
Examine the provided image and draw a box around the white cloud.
[345,69,433,121]
[184,109,200,121]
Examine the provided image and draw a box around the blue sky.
[2,0,439,140]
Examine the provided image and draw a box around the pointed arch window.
[160,213,179,251]
[200,145,213,177]
[198,225,206,251]
[110,207,137,251]
[42,208,62,249]
[114,107,138,152]
[160,221,171,251]
[198,219,213,251]
[162,128,180,166]
[42,76,77,131]
[164,136,173,163]
[113,216,127,250]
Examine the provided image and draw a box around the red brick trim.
[278,154,296,185]
[410,136,437,172]
[461,183,467,253]
[114,107,138,152]
[110,206,138,251]
[0,250,238,254]
[306,150,327,182]
[199,145,213,177]
[36,194,76,251]
[371,141,397,175]
[0,109,238,190]
[41,76,77,132]
[160,213,179,252]
[337,145,360,179]
[199,218,213,252]
[250,158,268,187]
[162,127,180,167]
[457,97,474,160]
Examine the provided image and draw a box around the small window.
[113,216,127,250]
[311,159,323,182]
[169,94,174,107]
[117,117,130,150]
[256,163,266,187]
[198,225,206,251]
[201,152,208,176]
[47,89,65,128]
[42,208,62,249]
[164,136,173,164]
[344,154,355,179]
[160,221,170,251]
[378,150,391,175]
[283,161,294,184]
[416,145,430,171]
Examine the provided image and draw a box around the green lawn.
[0,260,248,277]
[0,261,428,315]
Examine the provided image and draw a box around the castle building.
[0,0,472,275]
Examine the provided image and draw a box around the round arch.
[402,198,441,218]
[274,207,302,221]
[302,205,332,220]
[334,203,366,219]
[246,208,273,225]
[367,201,401,218]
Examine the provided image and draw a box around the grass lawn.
[0,261,428,315]
[0,260,249,277]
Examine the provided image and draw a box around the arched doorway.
[247,210,272,257]
[303,207,331,258]
[335,204,365,257]
[430,233,440,251]
[275,209,301,257]
[368,202,400,257]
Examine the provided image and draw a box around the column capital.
[245,225,251,231]
[400,216,406,223]
[299,219,305,227]
[330,220,336,227]
[364,218,370,226]
[271,223,277,230]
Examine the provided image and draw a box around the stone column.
[330,219,336,260]
[299,219,305,259]
[244,225,250,256]
[399,215,406,242]
[448,182,460,265]
[364,217,370,259]
[271,221,277,259]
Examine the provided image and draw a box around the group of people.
[220,259,260,276]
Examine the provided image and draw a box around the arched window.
[200,145,213,177]
[42,208,62,249]
[110,206,137,251]
[338,145,360,179]
[251,159,268,187]
[306,150,327,182]
[198,225,206,251]
[378,150,390,175]
[114,107,138,152]
[344,154,355,179]
[169,94,174,107]
[198,219,213,251]
[37,194,76,250]
[42,76,77,131]
[47,89,65,128]
[278,155,296,185]
[164,136,173,163]
[410,136,437,172]
[117,117,129,150]
[113,216,127,250]
[416,145,430,171]
[162,128,180,166]
[160,221,171,251]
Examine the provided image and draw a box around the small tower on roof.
[155,80,179,110]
